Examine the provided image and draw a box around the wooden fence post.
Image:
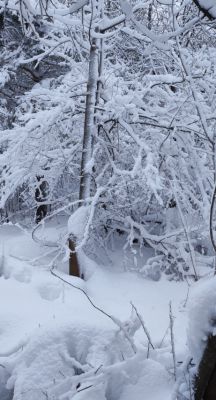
[68,237,80,277]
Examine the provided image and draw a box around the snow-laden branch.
[193,0,216,19]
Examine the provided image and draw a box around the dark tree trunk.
[35,176,49,224]
[194,335,216,400]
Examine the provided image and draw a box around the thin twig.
[130,302,154,349]
[169,301,177,381]
[210,184,216,253]
[77,384,93,393]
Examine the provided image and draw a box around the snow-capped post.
[68,236,80,277]
[68,205,91,278]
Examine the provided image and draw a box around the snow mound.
[37,281,62,301]
[119,359,172,400]
[188,276,216,363]
[4,259,32,283]
[68,206,90,241]
[0,224,189,400]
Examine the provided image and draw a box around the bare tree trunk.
[69,37,99,277]
[147,1,153,30]
[194,335,216,400]
[79,38,99,202]
[69,1,102,277]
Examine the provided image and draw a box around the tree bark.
[69,38,98,277]
[79,38,98,202]
[69,1,101,277]
[68,238,80,277]
[194,335,216,400]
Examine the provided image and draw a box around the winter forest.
[1,0,216,399]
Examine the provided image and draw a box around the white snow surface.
[188,276,216,363]
[0,222,191,399]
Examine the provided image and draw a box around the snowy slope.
[0,223,190,399]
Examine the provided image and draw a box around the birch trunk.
[79,38,99,202]
[69,39,98,277]
[69,1,102,277]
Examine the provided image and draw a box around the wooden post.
[68,238,80,277]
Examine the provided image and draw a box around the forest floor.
[0,221,200,400]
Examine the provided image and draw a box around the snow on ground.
[0,222,191,399]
